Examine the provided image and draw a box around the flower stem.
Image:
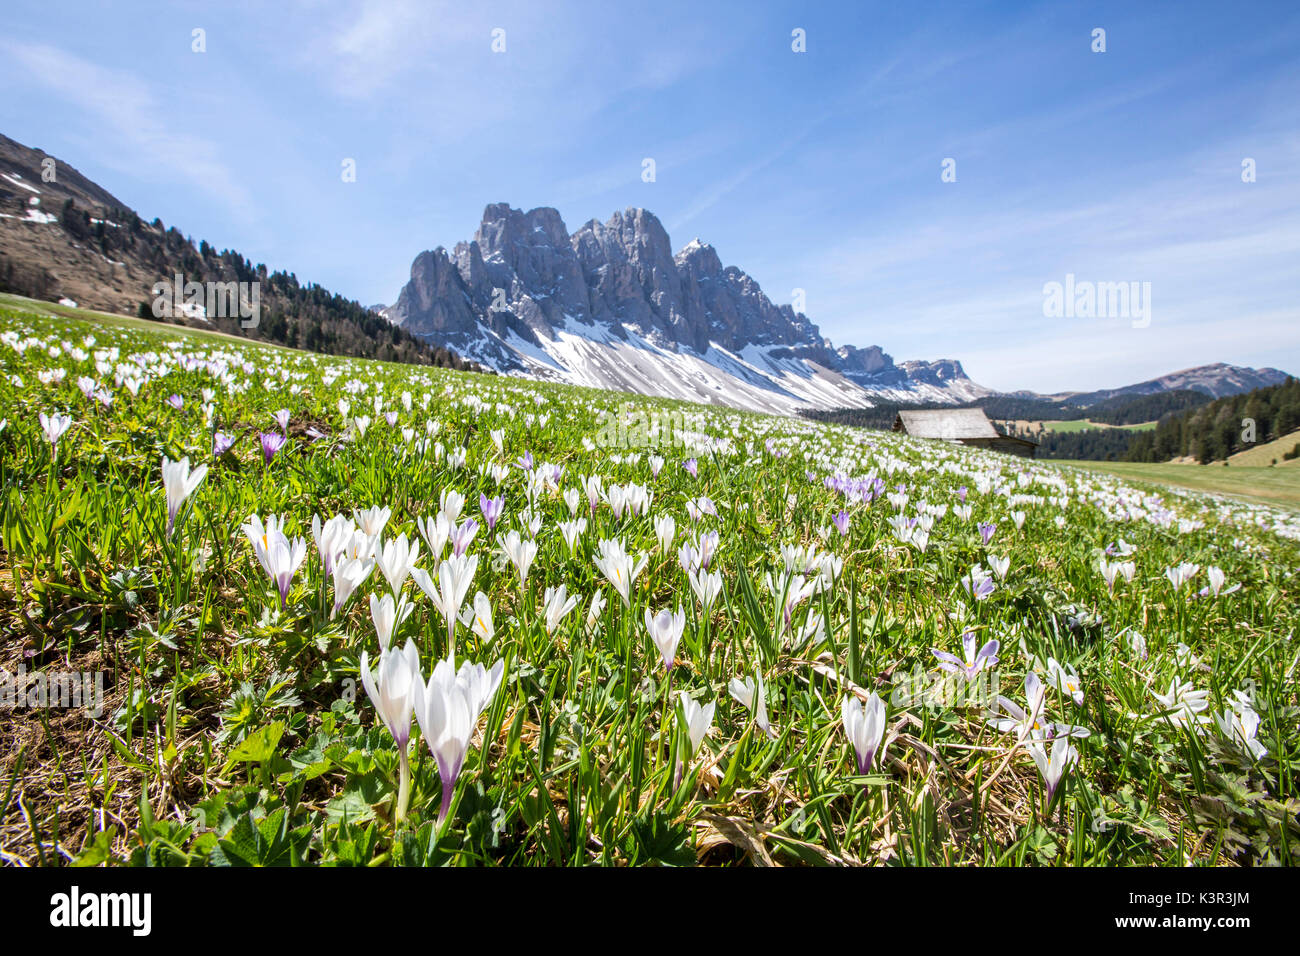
[437,776,454,829]
[396,748,411,825]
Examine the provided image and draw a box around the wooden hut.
[893,408,1037,458]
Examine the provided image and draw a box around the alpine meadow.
[2,0,1299,889]
[1,294,1296,867]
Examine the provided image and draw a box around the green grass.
[0,292,296,351]
[1018,418,1157,434]
[2,298,1298,867]
[1058,459,1300,510]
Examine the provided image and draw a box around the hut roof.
[896,408,1000,440]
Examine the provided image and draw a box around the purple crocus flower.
[213,431,236,457]
[961,567,997,601]
[274,408,291,432]
[931,632,1000,681]
[978,522,996,547]
[683,458,698,479]
[956,486,967,503]
[166,394,184,410]
[260,431,287,464]
[833,511,851,536]
[450,517,479,557]
[514,450,534,472]
[384,410,398,428]
[480,493,504,532]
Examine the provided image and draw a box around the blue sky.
[2,0,1297,392]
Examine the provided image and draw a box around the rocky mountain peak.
[674,238,723,277]
[382,202,992,413]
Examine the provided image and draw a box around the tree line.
[802,380,1300,464]
[6,193,482,372]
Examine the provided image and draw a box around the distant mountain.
[1014,363,1293,406]
[0,133,477,370]
[382,203,992,414]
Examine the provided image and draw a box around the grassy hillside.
[1015,418,1158,435]
[1226,429,1300,468]
[1058,460,1300,510]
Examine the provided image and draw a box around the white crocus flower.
[499,531,538,590]
[311,513,355,578]
[1215,701,1267,760]
[331,554,374,617]
[39,410,73,447]
[455,656,505,725]
[359,640,420,750]
[542,584,580,635]
[439,488,466,523]
[411,651,504,826]
[841,692,888,775]
[644,606,685,671]
[411,654,473,827]
[585,589,607,633]
[376,532,420,595]
[416,512,452,563]
[359,640,421,823]
[563,487,581,517]
[353,505,392,539]
[250,527,306,609]
[161,455,207,536]
[654,514,676,551]
[678,691,715,760]
[688,567,723,613]
[1026,734,1077,804]
[458,591,495,644]
[1151,678,1211,729]
[728,669,774,738]
[1202,566,1240,597]
[370,592,414,651]
[594,538,647,607]
[1046,657,1084,706]
[412,553,479,645]
[1163,562,1200,590]
[558,518,587,554]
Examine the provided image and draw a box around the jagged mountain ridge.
[383,203,990,414]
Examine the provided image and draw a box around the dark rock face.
[385,202,979,392]
[388,248,477,338]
